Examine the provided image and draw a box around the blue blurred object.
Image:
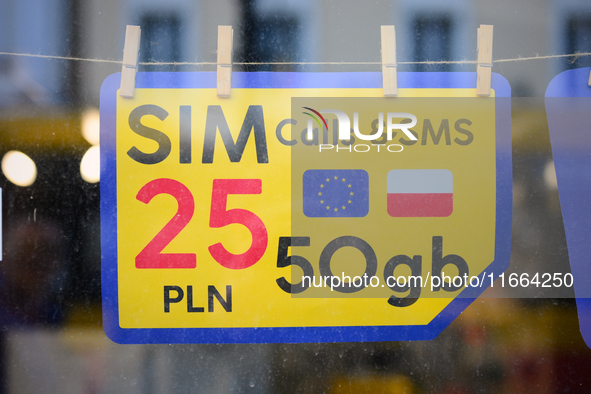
[546,67,591,349]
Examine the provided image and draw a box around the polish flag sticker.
[387,169,453,217]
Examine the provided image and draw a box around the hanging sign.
[100,72,512,344]
[546,67,591,349]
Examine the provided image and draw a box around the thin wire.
[0,51,121,64]
[1,51,591,66]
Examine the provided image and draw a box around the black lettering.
[276,236,313,294]
[341,129,356,146]
[399,129,419,146]
[332,119,339,145]
[322,125,329,144]
[127,105,171,164]
[431,236,469,291]
[318,236,377,293]
[164,285,184,313]
[179,106,192,163]
[396,118,419,146]
[454,119,474,145]
[370,119,387,145]
[301,127,319,146]
[208,285,232,312]
[422,119,451,145]
[276,119,297,145]
[384,255,422,307]
[330,119,355,146]
[202,105,268,163]
[187,285,205,313]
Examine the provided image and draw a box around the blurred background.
[0,0,590,392]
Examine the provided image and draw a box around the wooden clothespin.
[476,25,493,97]
[381,25,397,97]
[120,25,141,98]
[217,26,233,97]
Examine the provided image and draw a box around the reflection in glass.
[80,146,100,184]
[1,150,37,187]
[412,15,453,72]
[82,108,100,146]
[141,13,181,71]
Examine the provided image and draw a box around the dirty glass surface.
[0,0,590,392]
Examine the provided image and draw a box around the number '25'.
[135,178,268,270]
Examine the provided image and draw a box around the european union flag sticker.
[303,169,369,217]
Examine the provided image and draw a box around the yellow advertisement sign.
[100,72,511,344]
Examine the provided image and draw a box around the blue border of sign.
[101,72,512,344]
[545,67,591,349]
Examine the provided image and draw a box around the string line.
[0,51,590,66]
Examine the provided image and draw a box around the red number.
[135,178,196,269]
[208,179,268,269]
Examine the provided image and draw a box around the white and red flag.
[387,169,453,217]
